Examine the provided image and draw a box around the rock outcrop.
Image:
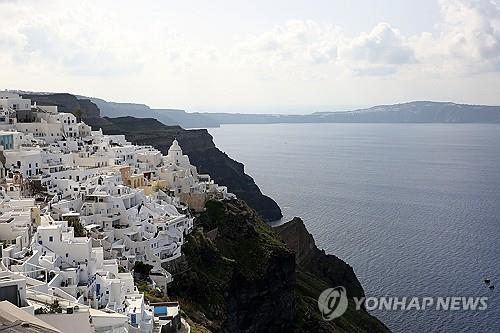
[275,217,365,298]
[171,200,295,332]
[172,200,389,333]
[274,217,390,333]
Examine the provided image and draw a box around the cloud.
[19,25,143,76]
[341,23,415,64]
[0,1,214,78]
[239,0,500,77]
[0,2,145,76]
[240,20,416,77]
[440,0,500,60]
[339,22,416,76]
[353,66,397,76]
[0,0,499,108]
[239,20,340,65]
[2,0,498,81]
[413,0,500,74]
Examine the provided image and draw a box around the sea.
[208,123,500,333]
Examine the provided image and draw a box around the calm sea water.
[209,123,500,333]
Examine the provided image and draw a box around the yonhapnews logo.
[318,286,489,320]
[317,286,349,320]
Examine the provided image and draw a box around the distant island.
[90,99,500,128]
[15,92,500,128]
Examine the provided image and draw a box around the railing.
[2,256,48,284]
[26,289,89,312]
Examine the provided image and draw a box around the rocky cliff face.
[275,217,365,298]
[274,217,390,333]
[173,200,389,333]
[90,116,283,221]
[171,200,295,332]
[22,93,102,120]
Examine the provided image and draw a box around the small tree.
[133,261,153,281]
[66,216,86,237]
[74,109,83,123]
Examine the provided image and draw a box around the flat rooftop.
[0,301,61,333]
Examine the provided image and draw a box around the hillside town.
[0,91,234,332]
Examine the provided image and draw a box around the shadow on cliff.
[170,200,390,333]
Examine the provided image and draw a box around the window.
[66,253,69,257]
[49,236,53,242]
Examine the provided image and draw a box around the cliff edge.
[95,116,283,221]
[275,217,390,332]
[172,200,389,333]
[275,217,365,298]
[19,92,283,221]
[171,200,295,332]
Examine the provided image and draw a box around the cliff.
[18,92,282,220]
[22,93,500,128]
[87,97,220,128]
[21,93,102,120]
[81,98,500,127]
[89,116,283,221]
[172,200,389,333]
[311,101,500,123]
[275,218,390,333]
[275,217,365,298]
[171,200,295,332]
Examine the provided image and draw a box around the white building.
[0,92,30,126]
[0,268,132,333]
[0,95,233,333]
[0,194,38,262]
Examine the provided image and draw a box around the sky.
[0,0,499,113]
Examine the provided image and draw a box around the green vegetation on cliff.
[170,200,295,332]
[170,200,389,333]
